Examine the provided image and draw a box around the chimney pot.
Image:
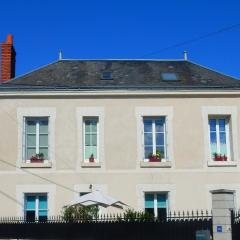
[6,34,13,44]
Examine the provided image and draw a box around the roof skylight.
[161,73,178,81]
[101,71,113,80]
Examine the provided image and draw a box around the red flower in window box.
[89,154,95,163]
[30,153,44,163]
[149,156,161,162]
[148,150,162,162]
[213,153,227,161]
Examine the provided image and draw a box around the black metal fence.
[0,210,212,239]
[231,210,240,240]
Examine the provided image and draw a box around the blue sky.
[1,0,240,78]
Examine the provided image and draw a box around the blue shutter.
[25,196,36,210]
[145,193,154,208]
[157,194,167,208]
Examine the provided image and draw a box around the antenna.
[183,51,188,61]
[58,50,63,60]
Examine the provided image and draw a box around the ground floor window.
[144,192,168,218]
[24,193,48,222]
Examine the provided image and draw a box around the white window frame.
[83,117,99,163]
[144,192,168,217]
[202,106,238,167]
[24,193,48,219]
[208,116,231,161]
[24,117,49,163]
[17,108,56,168]
[135,107,174,168]
[143,117,167,162]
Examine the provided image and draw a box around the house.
[0,34,240,220]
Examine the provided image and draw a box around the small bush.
[62,205,99,222]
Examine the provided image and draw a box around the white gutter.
[0,90,240,97]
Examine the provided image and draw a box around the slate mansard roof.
[1,59,240,91]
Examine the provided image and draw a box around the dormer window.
[101,71,113,80]
[161,73,178,81]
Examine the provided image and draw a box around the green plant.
[62,205,99,222]
[156,150,162,159]
[36,153,44,159]
[122,208,154,221]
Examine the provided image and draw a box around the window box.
[213,153,227,162]
[30,157,44,163]
[149,156,161,162]
[30,153,45,163]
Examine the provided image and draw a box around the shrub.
[62,205,99,222]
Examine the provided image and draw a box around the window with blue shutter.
[24,194,48,222]
[144,192,168,218]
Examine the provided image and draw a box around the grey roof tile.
[1,60,240,91]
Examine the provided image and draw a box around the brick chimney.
[1,34,16,82]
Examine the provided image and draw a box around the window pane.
[91,134,97,146]
[39,148,48,159]
[38,210,48,217]
[209,119,216,131]
[85,121,91,133]
[27,148,36,159]
[85,134,91,146]
[220,143,227,156]
[144,146,153,159]
[145,193,154,208]
[210,132,217,144]
[39,135,48,147]
[27,135,36,147]
[157,208,167,219]
[157,194,167,208]
[26,120,36,134]
[26,211,35,222]
[155,118,165,132]
[156,133,164,146]
[25,196,36,210]
[145,208,154,217]
[39,195,47,209]
[144,120,152,132]
[220,132,227,155]
[219,119,226,132]
[85,146,97,159]
[210,143,217,156]
[144,133,152,146]
[220,132,226,144]
[39,120,48,134]
[91,121,97,132]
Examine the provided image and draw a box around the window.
[83,117,99,162]
[161,73,178,81]
[101,71,113,80]
[143,117,167,161]
[24,117,49,162]
[209,117,231,161]
[145,192,168,218]
[24,194,48,222]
